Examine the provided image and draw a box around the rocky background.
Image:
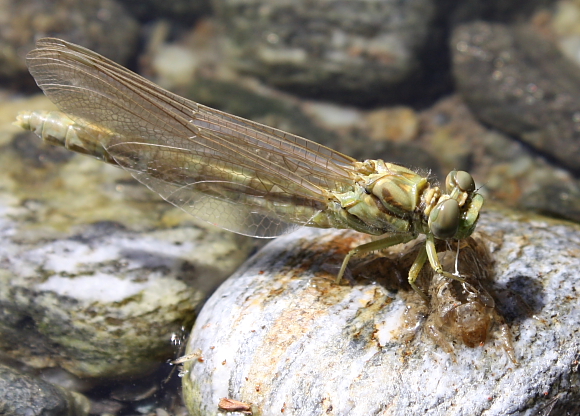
[0,0,579,415]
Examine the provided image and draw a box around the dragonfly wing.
[101,124,328,237]
[131,173,307,237]
[25,38,356,237]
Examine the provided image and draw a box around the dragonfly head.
[428,171,484,241]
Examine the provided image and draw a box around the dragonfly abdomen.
[15,110,117,165]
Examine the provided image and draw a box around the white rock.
[182,208,580,415]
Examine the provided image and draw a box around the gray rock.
[182,207,580,415]
[0,219,246,379]
[118,0,210,21]
[452,21,580,172]
[0,363,90,416]
[214,0,435,103]
[0,0,139,80]
[449,0,554,24]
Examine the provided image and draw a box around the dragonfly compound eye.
[428,199,460,239]
[445,170,475,194]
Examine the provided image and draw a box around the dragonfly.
[16,38,484,300]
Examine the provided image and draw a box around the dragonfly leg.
[408,245,429,301]
[336,233,413,284]
[425,233,465,282]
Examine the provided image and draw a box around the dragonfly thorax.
[363,162,483,242]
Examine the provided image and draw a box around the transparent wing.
[26,37,358,237]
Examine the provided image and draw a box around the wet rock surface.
[0,0,138,82]
[118,0,210,21]
[182,208,580,416]
[0,363,90,416]
[452,21,580,173]
[213,0,436,104]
